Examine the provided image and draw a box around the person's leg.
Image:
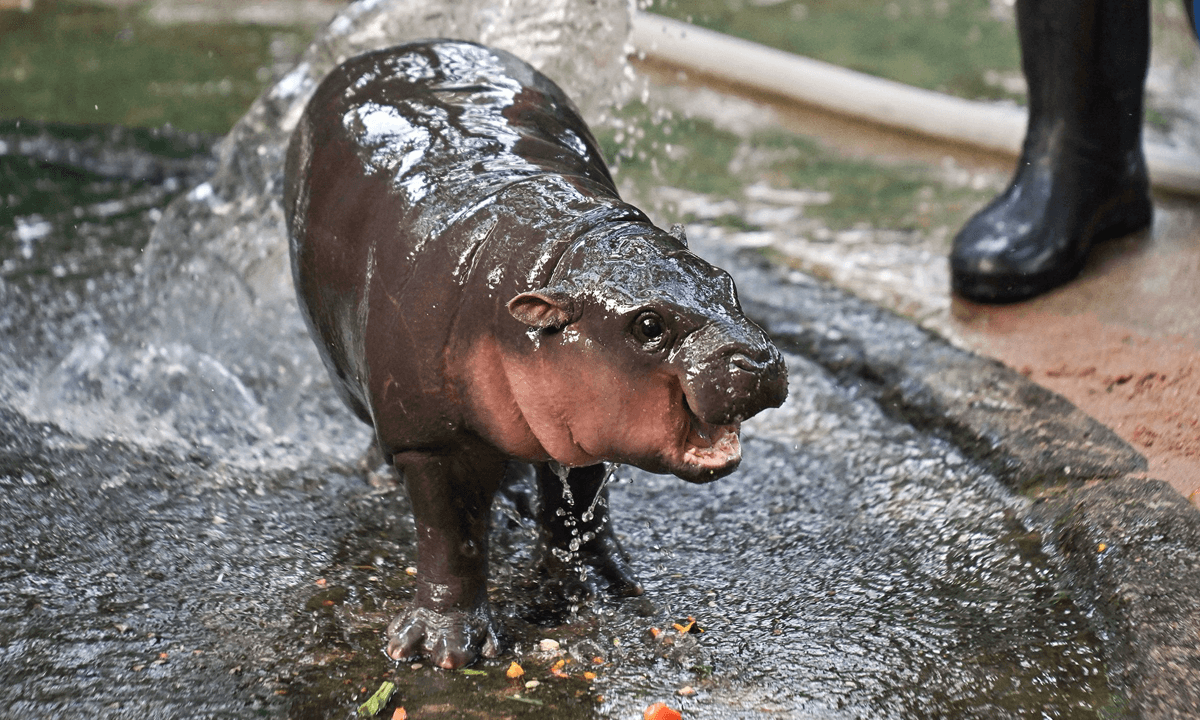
[950,0,1152,303]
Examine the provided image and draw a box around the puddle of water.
[584,352,1114,719]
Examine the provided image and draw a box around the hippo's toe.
[385,605,504,669]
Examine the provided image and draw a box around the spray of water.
[2,0,638,472]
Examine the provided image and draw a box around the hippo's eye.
[632,311,666,345]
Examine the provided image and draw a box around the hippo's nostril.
[729,352,764,374]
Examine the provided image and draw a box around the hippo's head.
[503,224,788,483]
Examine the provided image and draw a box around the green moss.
[0,0,311,134]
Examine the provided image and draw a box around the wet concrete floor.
[634,62,1200,500]
[3,1,1200,717]
[0,105,1158,720]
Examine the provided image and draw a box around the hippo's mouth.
[678,400,742,482]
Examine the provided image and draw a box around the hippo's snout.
[680,324,788,426]
[717,345,788,424]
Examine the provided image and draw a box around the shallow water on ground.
[0,1,1120,717]
[0,122,1115,720]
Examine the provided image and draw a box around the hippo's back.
[287,40,617,230]
[284,41,631,447]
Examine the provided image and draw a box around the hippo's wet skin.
[284,40,787,668]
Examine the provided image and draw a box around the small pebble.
[538,638,560,652]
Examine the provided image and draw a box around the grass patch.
[598,102,992,233]
[0,0,311,134]
[600,107,747,199]
[648,0,1022,103]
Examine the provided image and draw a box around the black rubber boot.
[950,0,1153,303]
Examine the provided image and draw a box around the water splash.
[548,459,575,508]
[1,0,636,472]
[581,465,613,523]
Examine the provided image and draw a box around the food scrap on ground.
[538,638,561,653]
[356,681,396,717]
[506,661,525,679]
[391,708,407,720]
[677,685,697,696]
[644,701,683,720]
[673,617,702,634]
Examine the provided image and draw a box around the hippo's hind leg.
[497,460,538,520]
[386,447,506,669]
[534,462,643,599]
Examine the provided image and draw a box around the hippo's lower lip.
[679,406,742,482]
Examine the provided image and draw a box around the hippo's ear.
[507,289,579,330]
[669,223,688,248]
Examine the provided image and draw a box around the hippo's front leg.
[535,463,643,599]
[386,449,506,669]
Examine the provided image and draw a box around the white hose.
[631,13,1200,196]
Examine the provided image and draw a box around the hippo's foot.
[582,532,644,598]
[385,605,504,669]
[497,461,538,521]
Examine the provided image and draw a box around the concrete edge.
[694,236,1199,718]
[631,12,1200,197]
[1027,478,1200,720]
[706,243,1147,491]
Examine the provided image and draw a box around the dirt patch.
[942,200,1200,502]
[952,303,1200,499]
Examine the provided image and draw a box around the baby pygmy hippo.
[284,40,788,668]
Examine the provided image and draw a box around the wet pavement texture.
[3,1,1200,718]
[0,113,1127,720]
[0,407,367,716]
[632,51,1200,500]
